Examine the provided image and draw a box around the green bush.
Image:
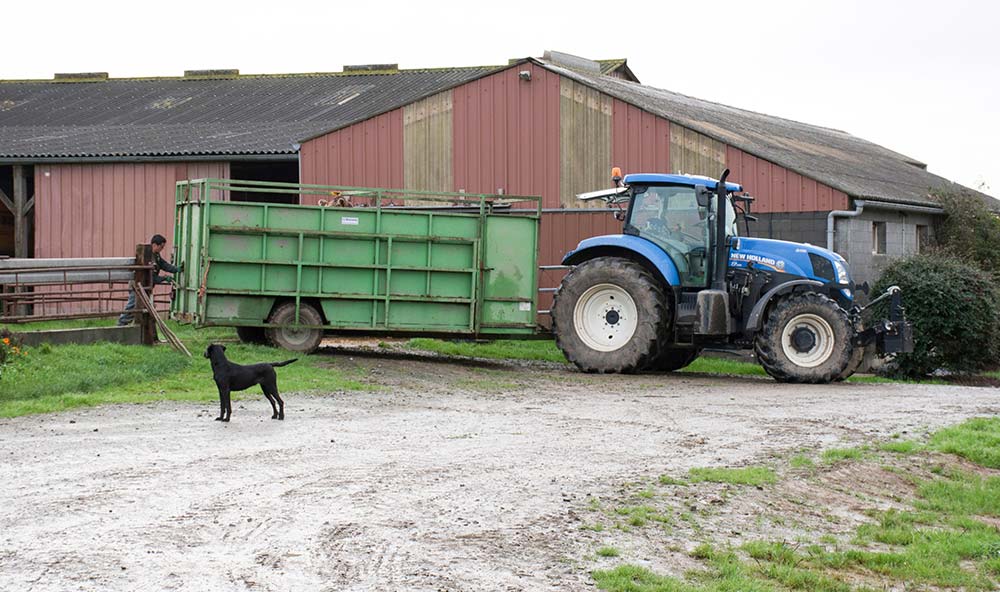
[933,191,1000,274]
[873,254,1000,378]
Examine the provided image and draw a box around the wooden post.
[135,243,157,346]
[0,167,33,316]
[12,166,33,260]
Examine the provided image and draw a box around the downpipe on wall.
[826,200,945,251]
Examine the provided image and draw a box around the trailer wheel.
[647,347,700,372]
[266,302,324,353]
[236,326,268,345]
[754,292,853,383]
[552,257,667,373]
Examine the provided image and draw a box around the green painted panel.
[209,234,263,260]
[267,207,321,231]
[263,266,297,292]
[320,299,374,326]
[323,238,375,266]
[322,209,376,234]
[301,237,321,262]
[430,272,472,298]
[265,236,298,262]
[321,269,375,295]
[387,301,470,328]
[481,301,534,326]
[431,215,478,238]
[390,241,428,267]
[430,243,473,269]
[300,267,320,293]
[209,203,265,227]
[205,296,273,322]
[209,262,260,291]
[381,213,429,235]
[390,270,427,296]
[483,215,537,299]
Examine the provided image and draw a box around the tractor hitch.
[851,286,914,354]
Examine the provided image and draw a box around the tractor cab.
[577,171,745,288]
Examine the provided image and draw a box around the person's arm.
[158,254,180,275]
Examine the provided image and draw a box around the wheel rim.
[780,313,835,368]
[572,283,638,352]
[275,325,319,349]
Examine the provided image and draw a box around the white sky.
[3,0,997,197]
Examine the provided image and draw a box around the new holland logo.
[730,252,786,272]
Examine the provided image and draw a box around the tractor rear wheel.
[266,302,324,353]
[646,347,700,372]
[755,292,854,383]
[552,257,668,373]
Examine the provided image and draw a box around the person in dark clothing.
[117,234,180,326]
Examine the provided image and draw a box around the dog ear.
[221,345,226,352]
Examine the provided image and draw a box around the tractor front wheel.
[755,292,854,383]
[552,257,668,373]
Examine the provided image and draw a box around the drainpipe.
[826,200,866,251]
[826,199,946,252]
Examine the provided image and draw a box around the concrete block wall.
[744,210,937,286]
[745,212,828,249]
[833,210,936,285]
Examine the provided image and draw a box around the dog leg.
[216,386,227,421]
[221,388,232,422]
[275,391,284,421]
[262,386,279,419]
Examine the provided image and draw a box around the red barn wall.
[299,110,404,203]
[452,62,562,207]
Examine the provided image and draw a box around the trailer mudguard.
[744,279,825,333]
[561,234,681,287]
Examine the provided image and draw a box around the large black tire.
[236,326,268,345]
[265,302,324,353]
[552,257,668,373]
[754,292,854,384]
[646,347,700,372]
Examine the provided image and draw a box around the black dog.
[204,344,297,422]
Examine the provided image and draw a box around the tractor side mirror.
[695,186,712,208]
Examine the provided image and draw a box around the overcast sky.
[3,0,996,197]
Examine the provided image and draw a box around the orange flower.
[1,338,8,345]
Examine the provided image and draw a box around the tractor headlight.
[833,260,849,285]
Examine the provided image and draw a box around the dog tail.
[271,358,298,368]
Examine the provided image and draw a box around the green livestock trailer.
[171,179,543,352]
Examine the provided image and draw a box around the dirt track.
[1,350,997,591]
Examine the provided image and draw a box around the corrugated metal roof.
[538,60,991,207]
[0,67,501,159]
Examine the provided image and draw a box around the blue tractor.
[551,169,913,383]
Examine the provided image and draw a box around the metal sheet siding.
[611,100,670,176]
[669,123,726,177]
[452,63,561,207]
[726,146,848,213]
[31,161,227,314]
[299,109,404,202]
[559,78,613,208]
[403,90,454,193]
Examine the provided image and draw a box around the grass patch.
[596,546,621,558]
[658,475,686,486]
[680,357,766,377]
[790,454,815,469]
[591,418,1000,592]
[688,466,776,487]
[928,417,1000,468]
[880,440,922,454]
[613,505,672,528]
[0,321,371,417]
[405,338,568,363]
[820,446,867,464]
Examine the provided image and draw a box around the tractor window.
[629,185,711,287]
